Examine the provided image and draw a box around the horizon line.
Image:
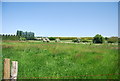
[0,33,118,37]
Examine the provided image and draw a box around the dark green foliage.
[119,38,120,43]
[107,37,118,43]
[72,39,77,42]
[72,39,80,43]
[93,34,104,44]
[105,37,109,40]
[48,37,56,40]
[1,34,20,40]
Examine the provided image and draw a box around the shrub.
[105,37,109,40]
[72,39,80,43]
[107,37,118,43]
[48,37,56,40]
[20,37,26,41]
[93,34,104,44]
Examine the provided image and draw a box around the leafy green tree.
[93,34,104,44]
[105,37,109,40]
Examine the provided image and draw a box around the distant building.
[16,30,34,40]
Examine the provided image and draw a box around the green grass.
[2,41,119,79]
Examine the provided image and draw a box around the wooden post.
[3,58,10,79]
[11,61,18,80]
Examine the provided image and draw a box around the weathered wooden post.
[3,58,10,79]
[11,61,18,80]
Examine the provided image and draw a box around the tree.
[105,37,109,40]
[93,34,104,44]
[118,38,120,43]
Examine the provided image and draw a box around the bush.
[93,34,104,44]
[72,39,77,42]
[20,37,26,41]
[48,37,56,40]
[107,37,118,43]
[119,38,120,43]
[72,39,80,43]
[105,37,109,40]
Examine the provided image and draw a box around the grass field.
[2,40,119,79]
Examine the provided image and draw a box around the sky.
[2,2,118,37]
[2,0,119,2]
[0,2,2,34]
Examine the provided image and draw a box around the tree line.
[93,34,119,44]
[0,34,20,40]
[49,34,119,44]
[1,32,119,44]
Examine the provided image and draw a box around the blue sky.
[2,2,118,37]
[2,0,119,2]
[0,2,2,34]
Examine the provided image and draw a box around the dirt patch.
[2,45,14,48]
[110,47,119,49]
[3,40,21,43]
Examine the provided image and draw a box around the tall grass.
[2,41,118,79]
